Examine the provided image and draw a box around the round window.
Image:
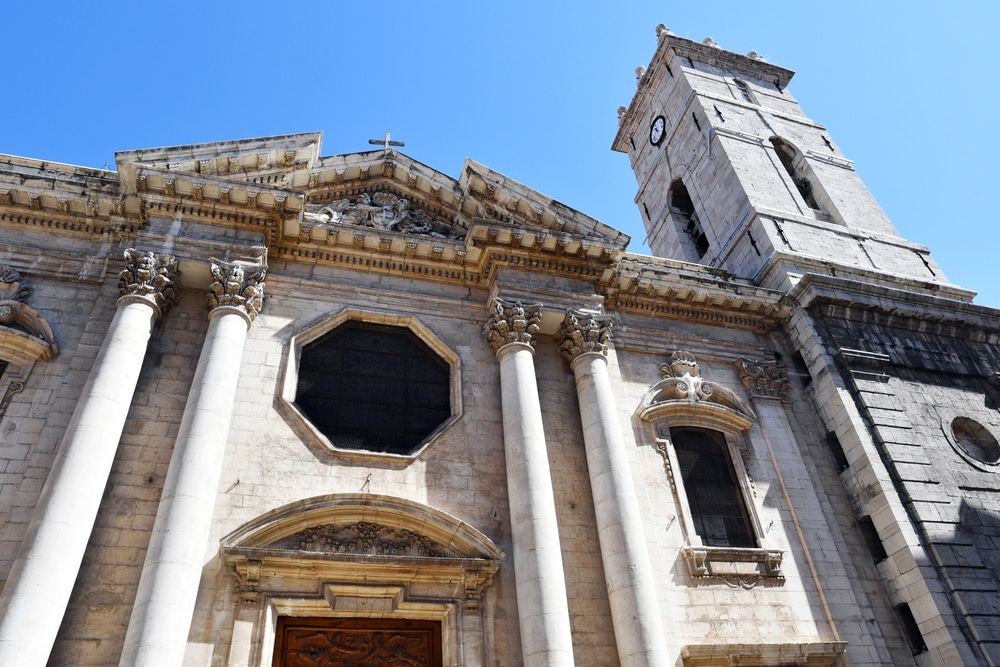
[951,417,1000,464]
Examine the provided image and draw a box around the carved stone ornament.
[208,259,266,321]
[736,357,790,401]
[656,351,756,421]
[0,266,31,303]
[483,298,541,352]
[303,191,461,240]
[681,546,784,589]
[556,309,613,362]
[271,521,471,559]
[0,380,24,422]
[117,249,179,315]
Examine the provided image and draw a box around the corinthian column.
[556,310,670,667]
[0,250,177,667]
[120,258,266,667]
[483,299,575,667]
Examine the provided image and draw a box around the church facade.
[0,25,999,667]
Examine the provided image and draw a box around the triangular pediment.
[115,132,322,194]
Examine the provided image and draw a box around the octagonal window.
[294,320,452,456]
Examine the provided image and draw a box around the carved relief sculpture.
[555,310,613,362]
[272,521,470,559]
[303,191,461,239]
[208,259,267,321]
[482,299,542,352]
[656,351,756,420]
[736,357,790,401]
[117,249,179,316]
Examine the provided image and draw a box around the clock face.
[649,115,666,146]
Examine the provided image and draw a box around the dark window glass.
[296,322,451,455]
[0,360,7,379]
[672,428,756,548]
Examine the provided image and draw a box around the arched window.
[770,136,822,211]
[672,428,756,548]
[667,179,709,261]
[733,79,755,104]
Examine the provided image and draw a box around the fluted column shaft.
[0,250,177,667]
[120,259,265,667]
[558,311,669,667]
[484,300,575,667]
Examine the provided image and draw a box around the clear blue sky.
[5,2,998,308]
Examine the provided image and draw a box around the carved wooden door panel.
[273,617,442,667]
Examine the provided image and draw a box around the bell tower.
[613,26,962,298]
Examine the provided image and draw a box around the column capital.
[207,259,267,323]
[556,309,614,363]
[483,298,541,354]
[117,249,179,318]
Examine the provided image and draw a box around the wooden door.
[273,617,442,667]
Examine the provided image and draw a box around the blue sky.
[5,2,998,308]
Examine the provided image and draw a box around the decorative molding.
[208,258,267,321]
[271,520,468,558]
[555,309,613,361]
[681,546,784,588]
[736,357,790,401]
[654,440,677,494]
[838,347,890,381]
[117,249,179,316]
[654,351,757,421]
[681,641,847,667]
[482,298,541,353]
[0,380,24,422]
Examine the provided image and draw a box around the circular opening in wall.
[951,417,1000,464]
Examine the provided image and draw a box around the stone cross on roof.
[368,131,405,150]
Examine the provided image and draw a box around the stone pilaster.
[0,250,177,667]
[120,258,265,667]
[556,310,671,667]
[483,299,575,667]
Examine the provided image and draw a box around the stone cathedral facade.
[1,24,999,667]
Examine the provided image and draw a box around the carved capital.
[208,259,266,321]
[482,298,541,353]
[736,357,790,401]
[117,249,179,316]
[556,309,613,362]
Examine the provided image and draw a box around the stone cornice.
[601,255,790,330]
[0,244,109,285]
[134,166,304,219]
[791,273,1000,338]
